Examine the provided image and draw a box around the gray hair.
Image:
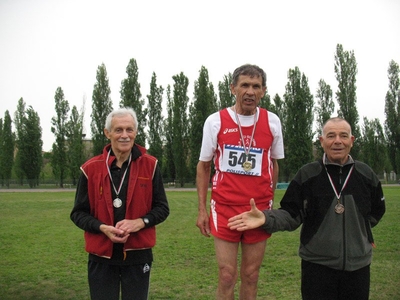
[231,64,267,87]
[105,107,138,132]
[322,117,352,136]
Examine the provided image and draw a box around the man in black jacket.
[228,117,385,300]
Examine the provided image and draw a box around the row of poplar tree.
[0,44,399,188]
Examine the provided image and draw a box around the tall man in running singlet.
[196,64,284,299]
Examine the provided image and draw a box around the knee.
[219,266,238,286]
[241,267,260,284]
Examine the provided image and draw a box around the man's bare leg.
[239,240,267,300]
[214,237,240,300]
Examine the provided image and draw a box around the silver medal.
[113,198,122,208]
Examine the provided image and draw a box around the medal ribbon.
[233,107,258,157]
[324,155,354,200]
[106,149,132,199]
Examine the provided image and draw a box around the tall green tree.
[66,105,85,185]
[0,111,15,187]
[272,93,287,182]
[334,44,361,159]
[360,117,387,175]
[14,98,26,185]
[24,107,43,187]
[314,79,335,158]
[188,66,217,180]
[91,63,113,155]
[384,59,400,174]
[273,94,286,131]
[218,73,234,109]
[51,87,70,187]
[14,101,43,188]
[283,67,314,180]
[120,58,147,146]
[163,85,175,181]
[146,72,164,164]
[172,72,189,187]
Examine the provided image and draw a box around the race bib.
[221,144,263,176]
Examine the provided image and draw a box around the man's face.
[230,75,266,115]
[319,120,355,165]
[104,114,137,155]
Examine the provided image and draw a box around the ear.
[104,128,110,139]
[261,86,267,98]
[230,84,236,96]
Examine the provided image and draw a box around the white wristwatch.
[142,217,149,226]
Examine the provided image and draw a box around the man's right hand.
[196,210,211,237]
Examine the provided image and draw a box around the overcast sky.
[1,0,399,151]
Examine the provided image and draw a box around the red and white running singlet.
[212,108,274,206]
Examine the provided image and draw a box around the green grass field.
[0,187,399,299]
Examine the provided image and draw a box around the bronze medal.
[325,160,354,216]
[113,198,122,208]
[334,203,345,214]
[242,160,252,172]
